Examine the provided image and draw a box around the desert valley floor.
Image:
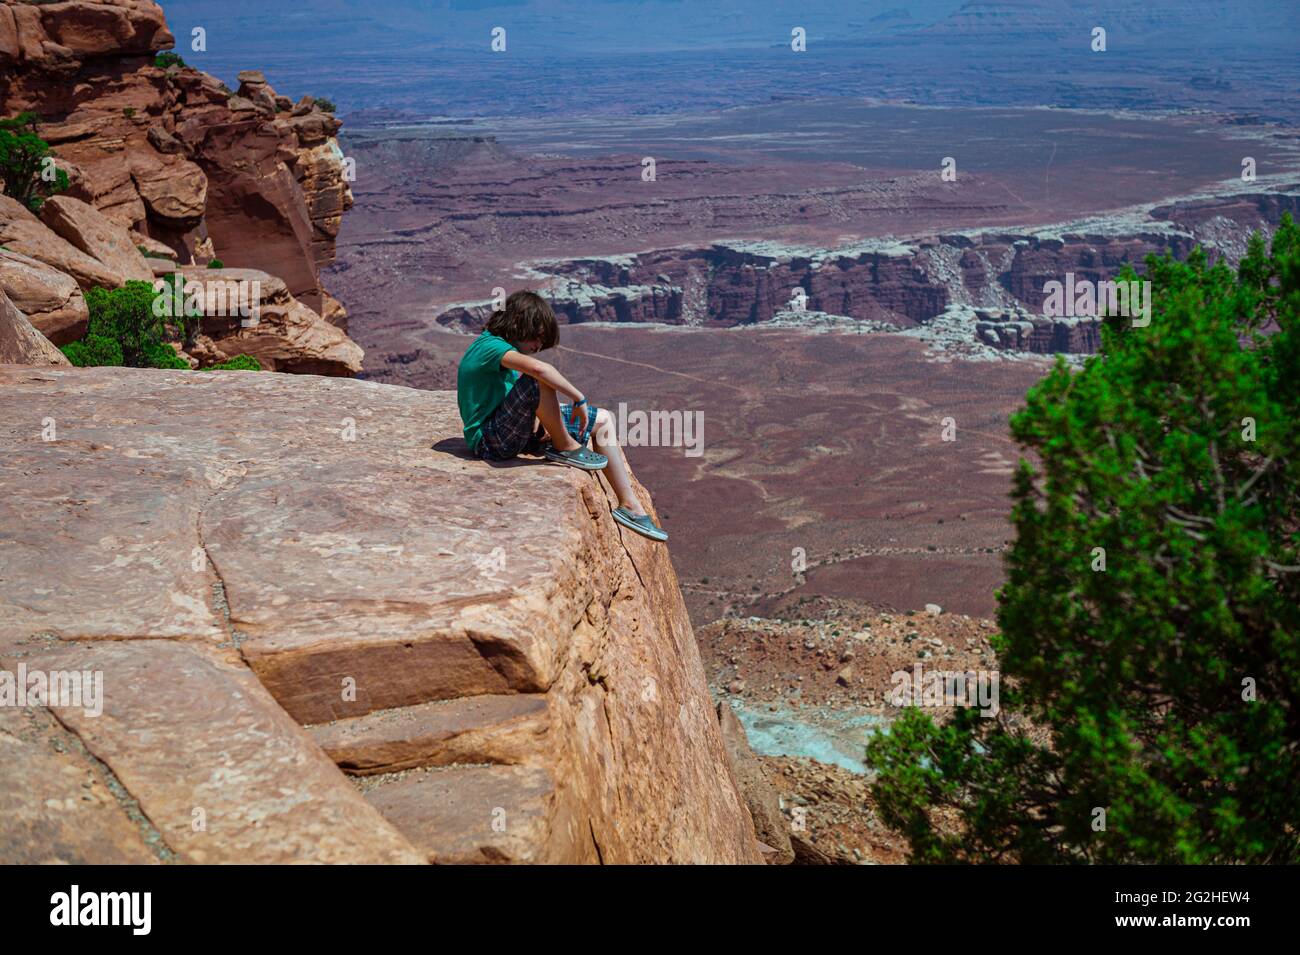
[328,100,1299,625]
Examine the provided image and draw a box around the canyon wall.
[436,185,1300,355]
[0,365,763,864]
[0,0,361,371]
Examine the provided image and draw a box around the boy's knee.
[593,409,622,449]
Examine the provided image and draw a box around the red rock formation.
[0,194,123,292]
[0,286,69,364]
[40,194,154,281]
[166,264,363,373]
[0,0,360,362]
[0,247,88,343]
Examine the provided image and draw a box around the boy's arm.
[500,350,585,404]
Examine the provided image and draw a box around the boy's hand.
[499,351,591,438]
[571,399,590,440]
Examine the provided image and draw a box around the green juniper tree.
[0,112,69,213]
[867,215,1300,864]
[61,334,123,369]
[64,281,190,369]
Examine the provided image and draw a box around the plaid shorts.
[476,374,598,461]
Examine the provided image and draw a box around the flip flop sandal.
[612,506,668,542]
[543,444,608,471]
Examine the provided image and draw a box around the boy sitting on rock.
[456,290,667,542]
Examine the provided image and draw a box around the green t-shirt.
[457,331,520,451]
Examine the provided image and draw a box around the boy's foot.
[611,506,668,542]
[542,443,608,471]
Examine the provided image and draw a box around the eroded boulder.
[0,248,88,343]
[0,194,121,290]
[159,265,362,375]
[129,151,207,229]
[0,288,70,365]
[39,194,154,283]
[24,0,173,61]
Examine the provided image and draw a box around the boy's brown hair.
[486,290,559,350]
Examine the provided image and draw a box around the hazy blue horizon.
[156,0,1300,123]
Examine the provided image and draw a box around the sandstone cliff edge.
[0,365,763,863]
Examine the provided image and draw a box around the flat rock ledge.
[0,365,761,864]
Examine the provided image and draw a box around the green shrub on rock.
[142,341,189,369]
[61,334,124,368]
[209,354,262,371]
[153,271,201,347]
[0,112,69,213]
[84,281,165,367]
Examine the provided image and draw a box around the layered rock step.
[307,693,549,775]
[308,694,580,862]
[0,366,762,863]
[0,639,423,864]
[361,764,586,864]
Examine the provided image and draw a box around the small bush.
[314,97,337,114]
[85,281,166,367]
[122,107,136,118]
[207,258,224,269]
[209,354,261,371]
[61,334,124,368]
[142,341,189,369]
[154,52,186,70]
[0,112,69,213]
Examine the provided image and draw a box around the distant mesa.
[431,180,1300,359]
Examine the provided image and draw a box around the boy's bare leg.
[536,381,581,452]
[590,408,648,517]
